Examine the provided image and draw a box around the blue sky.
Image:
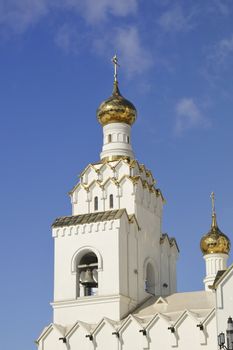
[0,1,233,349]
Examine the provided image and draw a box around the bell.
[81,268,97,287]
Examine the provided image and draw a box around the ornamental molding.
[70,159,157,194]
[52,219,119,238]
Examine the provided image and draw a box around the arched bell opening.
[77,252,98,297]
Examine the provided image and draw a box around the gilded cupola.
[200,193,231,255]
[97,55,137,126]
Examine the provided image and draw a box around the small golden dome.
[200,213,231,255]
[97,81,137,126]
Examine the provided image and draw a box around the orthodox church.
[36,57,233,350]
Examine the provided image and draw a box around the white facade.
[37,78,233,350]
[214,264,233,336]
[51,157,178,325]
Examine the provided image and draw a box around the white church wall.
[133,189,163,299]
[147,315,174,350]
[204,311,218,350]
[119,178,135,214]
[118,218,130,298]
[216,266,233,335]
[72,186,89,215]
[175,313,204,349]
[169,245,178,293]
[67,323,91,350]
[128,225,140,302]
[137,230,161,300]
[53,295,127,324]
[119,317,146,350]
[160,238,171,296]
[94,319,118,350]
[38,326,65,350]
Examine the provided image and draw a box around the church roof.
[133,291,214,319]
[52,209,137,228]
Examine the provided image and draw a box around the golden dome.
[200,213,230,255]
[97,81,137,126]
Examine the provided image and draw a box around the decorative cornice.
[52,294,131,308]
[70,159,159,202]
[71,174,158,198]
[52,209,140,238]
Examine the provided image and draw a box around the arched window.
[108,134,112,143]
[77,252,98,297]
[94,196,98,211]
[109,194,114,209]
[145,262,155,295]
[127,135,130,143]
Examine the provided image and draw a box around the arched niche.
[143,257,158,295]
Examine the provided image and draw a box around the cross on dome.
[111,54,120,82]
[211,192,216,215]
[96,55,137,130]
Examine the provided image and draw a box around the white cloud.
[175,98,209,135]
[158,5,197,32]
[0,0,138,34]
[115,27,153,76]
[207,0,232,16]
[0,0,152,77]
[54,23,81,55]
[209,34,233,65]
[94,26,153,77]
[66,0,138,23]
[0,0,50,34]
[204,34,233,84]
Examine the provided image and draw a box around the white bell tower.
[50,56,179,326]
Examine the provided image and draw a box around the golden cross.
[210,192,216,215]
[112,54,120,82]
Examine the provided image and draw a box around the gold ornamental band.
[101,155,131,163]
